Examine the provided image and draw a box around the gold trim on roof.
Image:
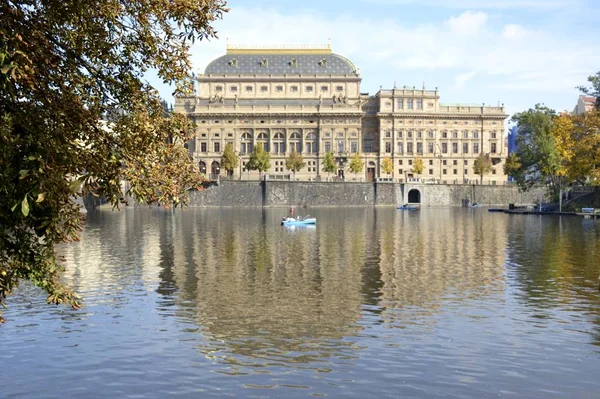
[226,44,332,55]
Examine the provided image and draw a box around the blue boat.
[281,216,317,226]
[397,205,419,210]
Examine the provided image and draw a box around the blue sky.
[150,0,600,130]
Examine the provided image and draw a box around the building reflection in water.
[59,207,599,369]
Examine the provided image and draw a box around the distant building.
[572,95,597,115]
[175,44,508,184]
[507,126,518,154]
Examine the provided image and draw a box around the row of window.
[384,130,491,139]
[398,168,498,175]
[396,98,423,110]
[384,142,496,154]
[214,85,345,93]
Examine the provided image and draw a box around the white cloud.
[455,71,478,89]
[445,11,488,35]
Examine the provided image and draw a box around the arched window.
[289,131,302,153]
[256,131,269,152]
[199,161,207,174]
[240,132,253,154]
[273,131,285,154]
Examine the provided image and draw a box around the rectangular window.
[261,86,268,92]
[397,142,403,154]
[398,130,403,138]
[492,169,497,174]
[453,169,457,175]
[399,160,403,165]
[397,98,404,109]
[399,169,403,174]
[429,160,433,166]
[442,143,448,153]
[463,143,469,153]
[473,131,479,139]
[407,131,413,139]
[215,85,223,92]
[416,142,423,154]
[407,99,414,109]
[325,142,331,153]
[442,131,448,139]
[214,142,221,153]
[230,86,238,92]
[417,131,422,139]
[474,142,479,153]
[321,86,328,92]
[275,85,283,92]
[385,130,391,138]
[429,169,433,175]
[453,160,457,165]
[407,142,413,154]
[428,130,434,139]
[245,86,253,92]
[443,160,447,166]
[408,160,413,166]
[452,131,458,139]
[491,143,497,153]
[443,169,447,175]
[290,86,298,92]
[491,131,497,139]
[351,141,358,153]
[463,131,469,139]
[336,86,344,92]
[428,142,434,153]
[306,86,314,92]
[200,142,207,152]
[452,143,458,153]
[417,99,423,109]
[385,142,392,153]
[464,169,468,175]
[337,140,344,153]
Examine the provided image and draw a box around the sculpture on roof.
[333,93,347,104]
[208,93,224,104]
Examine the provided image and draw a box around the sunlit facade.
[175,44,508,184]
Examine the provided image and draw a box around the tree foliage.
[473,153,493,184]
[220,142,238,175]
[503,153,522,178]
[246,143,270,177]
[413,157,424,176]
[322,151,336,177]
[285,148,306,176]
[381,156,393,175]
[348,152,364,177]
[577,71,600,109]
[0,0,228,322]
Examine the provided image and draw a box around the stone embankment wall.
[180,180,549,208]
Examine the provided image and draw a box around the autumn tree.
[473,153,493,184]
[285,148,306,179]
[413,157,424,177]
[0,0,228,322]
[568,111,600,184]
[348,152,364,180]
[381,156,393,176]
[220,143,239,177]
[322,151,336,179]
[503,153,522,179]
[246,143,271,178]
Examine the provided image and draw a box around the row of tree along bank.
[505,72,600,208]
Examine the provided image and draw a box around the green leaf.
[21,196,30,217]
[36,192,46,203]
[69,179,81,193]
[11,202,19,212]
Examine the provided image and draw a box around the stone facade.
[175,44,508,184]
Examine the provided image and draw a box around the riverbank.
[92,180,550,208]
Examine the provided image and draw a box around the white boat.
[281,216,317,226]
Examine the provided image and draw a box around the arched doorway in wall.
[199,161,207,175]
[407,189,421,204]
[211,161,220,180]
[367,161,376,182]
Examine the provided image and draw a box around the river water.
[2,207,600,398]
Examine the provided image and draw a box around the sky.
[149,0,600,131]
